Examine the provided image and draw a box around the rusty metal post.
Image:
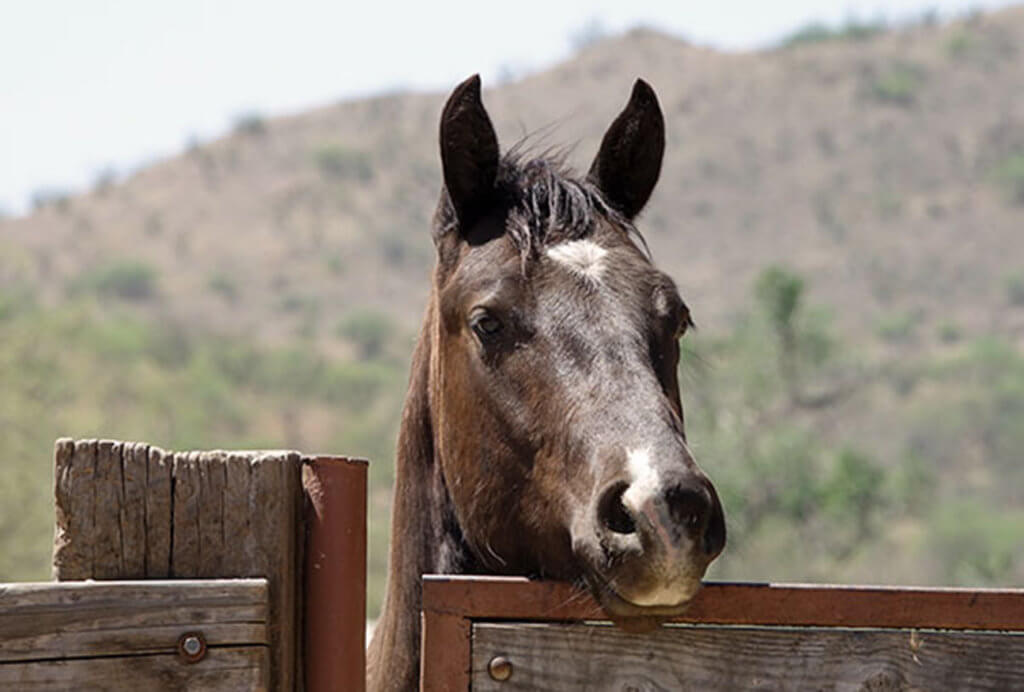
[303,456,368,692]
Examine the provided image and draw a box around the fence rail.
[0,578,269,688]
[420,575,1024,691]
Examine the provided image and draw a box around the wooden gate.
[421,575,1024,690]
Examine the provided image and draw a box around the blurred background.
[2,1,1023,617]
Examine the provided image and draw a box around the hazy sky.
[1,0,1016,214]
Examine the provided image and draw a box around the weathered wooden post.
[42,438,367,691]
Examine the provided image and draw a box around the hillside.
[2,8,1023,611]
[5,9,1024,345]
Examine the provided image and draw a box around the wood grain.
[145,444,172,577]
[198,450,227,577]
[52,441,306,690]
[249,451,303,692]
[0,579,268,662]
[52,438,96,579]
[421,612,471,692]
[222,451,255,575]
[471,622,1024,691]
[120,441,147,578]
[421,575,1024,631]
[171,450,201,574]
[1,647,269,691]
[93,439,124,579]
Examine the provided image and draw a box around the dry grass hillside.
[2,8,1023,608]
[4,8,1023,346]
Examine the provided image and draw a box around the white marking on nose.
[622,447,659,514]
[546,239,607,284]
[627,581,702,608]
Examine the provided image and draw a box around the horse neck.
[367,289,473,691]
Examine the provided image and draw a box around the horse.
[366,75,726,691]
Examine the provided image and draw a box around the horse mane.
[434,144,650,261]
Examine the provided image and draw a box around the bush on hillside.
[313,144,373,182]
[72,261,159,301]
[992,154,1024,205]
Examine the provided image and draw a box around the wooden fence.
[420,575,1024,690]
[0,439,367,691]
[4,437,1024,690]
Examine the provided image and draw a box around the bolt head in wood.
[488,655,513,681]
[177,631,207,663]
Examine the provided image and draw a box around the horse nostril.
[703,493,727,557]
[664,485,711,537]
[597,482,636,535]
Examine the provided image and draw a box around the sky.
[1,0,1017,215]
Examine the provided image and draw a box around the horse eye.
[471,312,503,338]
[676,305,693,339]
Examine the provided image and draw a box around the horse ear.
[439,74,500,230]
[588,79,665,219]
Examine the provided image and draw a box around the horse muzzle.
[572,463,726,629]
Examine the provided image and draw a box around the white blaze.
[546,239,608,284]
[619,447,705,608]
[622,446,659,514]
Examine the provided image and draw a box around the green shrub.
[313,145,373,182]
[780,17,886,47]
[73,261,159,301]
[80,319,151,361]
[31,187,71,213]
[755,266,804,333]
[929,500,1024,584]
[207,272,239,303]
[821,449,885,535]
[233,112,266,136]
[326,253,345,275]
[945,29,976,59]
[875,189,903,219]
[870,66,921,105]
[992,154,1024,205]
[937,321,963,343]
[1007,273,1024,306]
[321,361,400,409]
[337,309,395,360]
[876,311,920,344]
[781,22,833,47]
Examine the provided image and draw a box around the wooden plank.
[52,440,309,690]
[249,451,303,692]
[51,438,76,579]
[93,439,125,579]
[144,445,172,578]
[420,611,470,692]
[171,450,201,575]
[221,451,255,576]
[421,575,1024,631]
[471,622,1024,691]
[120,441,148,578]
[0,647,269,691]
[198,451,227,577]
[0,579,268,662]
[52,438,96,579]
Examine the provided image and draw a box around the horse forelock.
[434,146,649,265]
